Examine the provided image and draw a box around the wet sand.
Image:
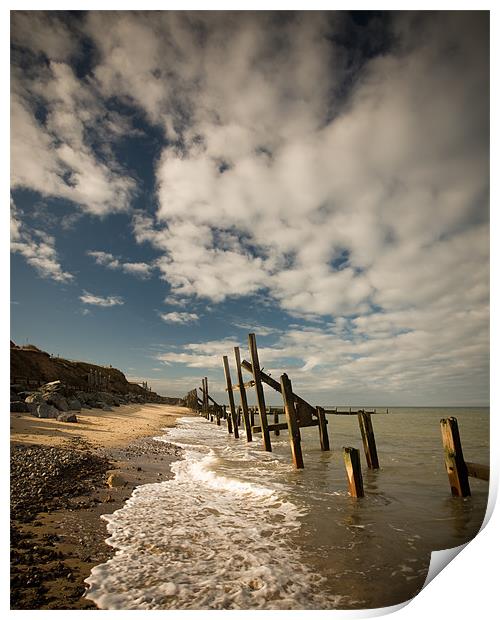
[10,403,193,609]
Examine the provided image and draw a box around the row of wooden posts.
[193,333,380,498]
[191,333,489,499]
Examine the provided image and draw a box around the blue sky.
[10,11,489,406]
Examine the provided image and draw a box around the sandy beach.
[11,402,189,449]
[10,403,193,609]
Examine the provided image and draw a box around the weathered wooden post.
[316,406,330,451]
[343,447,364,497]
[199,384,206,418]
[280,373,304,469]
[273,409,280,436]
[234,346,252,442]
[248,333,272,452]
[222,356,239,439]
[357,412,379,469]
[199,382,205,416]
[440,417,471,497]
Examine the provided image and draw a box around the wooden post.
[216,406,221,426]
[357,412,379,469]
[440,417,471,497]
[316,406,330,451]
[343,447,364,497]
[248,333,271,452]
[250,407,255,427]
[200,380,206,415]
[222,356,239,439]
[273,409,280,436]
[234,346,252,442]
[280,373,304,469]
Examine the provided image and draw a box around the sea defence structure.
[185,333,489,500]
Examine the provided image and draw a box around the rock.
[17,391,35,400]
[76,390,91,403]
[93,401,113,411]
[106,473,127,488]
[67,399,81,411]
[25,393,45,405]
[34,404,60,419]
[94,392,116,406]
[11,389,19,402]
[44,393,69,412]
[41,380,63,392]
[56,412,78,423]
[10,401,30,413]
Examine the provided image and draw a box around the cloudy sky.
[10,10,489,406]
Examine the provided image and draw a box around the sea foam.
[84,416,341,609]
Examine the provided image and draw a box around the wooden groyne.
[186,332,382,497]
[440,417,489,497]
[186,333,488,499]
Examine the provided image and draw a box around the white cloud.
[80,291,124,307]
[122,262,152,278]
[123,12,488,329]
[160,311,199,325]
[87,250,120,269]
[10,13,489,404]
[87,250,152,279]
[11,201,73,283]
[11,12,79,61]
[11,20,137,216]
[232,322,280,337]
[126,12,488,403]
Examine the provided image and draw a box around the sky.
[9,10,490,406]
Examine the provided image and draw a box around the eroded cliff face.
[10,342,180,404]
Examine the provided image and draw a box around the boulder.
[10,401,30,413]
[94,391,117,406]
[41,380,63,392]
[44,392,69,412]
[76,390,91,401]
[67,399,82,411]
[17,391,34,400]
[106,473,127,488]
[95,402,113,411]
[57,412,78,423]
[10,389,19,402]
[25,393,45,405]
[34,403,60,419]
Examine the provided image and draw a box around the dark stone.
[56,412,78,423]
[34,404,60,419]
[25,393,44,405]
[10,401,30,413]
[44,393,69,412]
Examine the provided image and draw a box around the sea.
[84,407,489,610]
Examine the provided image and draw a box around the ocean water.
[84,407,489,610]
